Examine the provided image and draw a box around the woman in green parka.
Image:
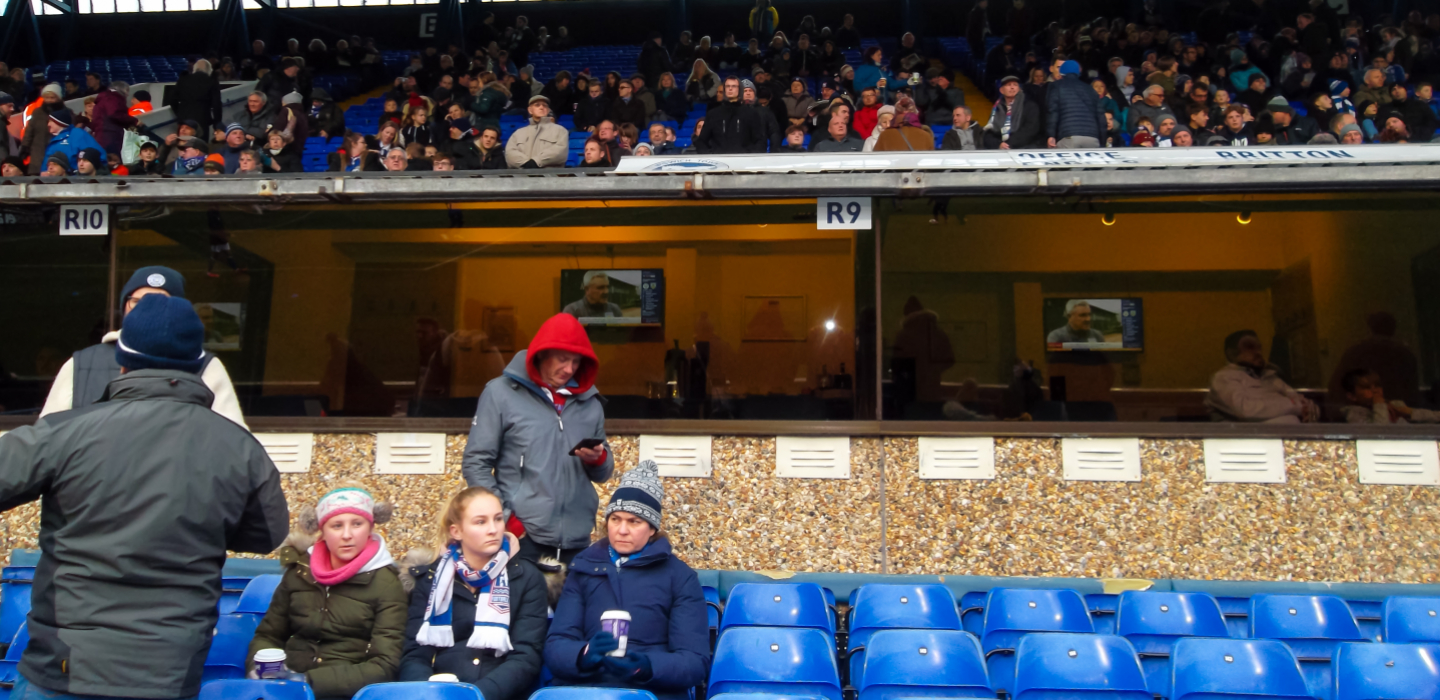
[247,484,409,699]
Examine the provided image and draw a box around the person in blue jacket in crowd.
[853,46,895,98]
[43,109,105,171]
[544,460,710,700]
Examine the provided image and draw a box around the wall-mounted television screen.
[559,269,664,327]
[1043,297,1143,351]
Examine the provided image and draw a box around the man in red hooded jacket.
[462,313,615,565]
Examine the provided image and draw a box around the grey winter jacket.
[1046,74,1107,142]
[462,351,615,549]
[0,369,289,699]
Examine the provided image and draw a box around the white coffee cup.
[429,674,460,683]
[600,610,632,657]
[253,649,287,679]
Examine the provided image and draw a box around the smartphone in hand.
[569,437,605,456]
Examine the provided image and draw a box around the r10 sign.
[816,197,872,229]
[59,205,109,236]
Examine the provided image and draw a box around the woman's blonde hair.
[435,486,504,552]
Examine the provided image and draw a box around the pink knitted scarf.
[310,537,380,586]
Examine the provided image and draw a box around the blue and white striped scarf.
[416,537,513,656]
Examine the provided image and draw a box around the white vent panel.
[255,433,314,473]
[1357,440,1440,486]
[775,436,851,479]
[639,435,713,478]
[1062,438,1141,482]
[1204,439,1286,483]
[918,437,996,480]
[375,433,447,474]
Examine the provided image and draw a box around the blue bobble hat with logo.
[121,266,187,302]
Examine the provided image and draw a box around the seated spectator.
[629,74,656,122]
[279,91,309,145]
[653,72,688,122]
[943,106,982,150]
[1389,83,1437,141]
[43,152,69,176]
[811,114,863,152]
[128,89,153,117]
[74,148,105,176]
[432,152,455,171]
[854,46,894,94]
[1205,330,1318,423]
[215,123,250,173]
[235,149,263,175]
[262,130,301,173]
[632,142,653,156]
[544,461,709,700]
[398,487,547,698]
[202,154,226,175]
[127,140,164,175]
[609,80,648,130]
[541,71,576,116]
[310,88,346,139]
[248,486,406,697]
[780,124,807,151]
[1330,79,1355,114]
[1214,104,1255,145]
[875,96,935,151]
[914,68,964,127]
[983,76,1044,149]
[457,125,506,170]
[862,105,895,151]
[1227,50,1265,94]
[1237,73,1273,116]
[1306,92,1338,133]
[381,97,405,127]
[1268,98,1316,144]
[685,59,719,106]
[384,148,420,171]
[2,155,24,177]
[782,78,814,130]
[331,131,382,172]
[1355,68,1392,108]
[1185,103,1213,139]
[695,76,763,154]
[43,109,105,172]
[400,106,437,149]
[1172,126,1195,146]
[647,122,677,155]
[236,91,275,143]
[506,95,569,168]
[1357,100,1381,140]
[616,122,640,152]
[1337,121,1364,143]
[576,81,609,133]
[681,118,703,153]
[373,121,401,157]
[1127,85,1175,133]
[1341,369,1439,424]
[1379,112,1411,142]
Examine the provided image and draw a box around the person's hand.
[1047,137,1057,147]
[574,446,605,463]
[319,130,329,139]
[877,77,887,87]
[999,142,1010,149]
[165,133,178,146]
[577,632,619,671]
[603,651,653,682]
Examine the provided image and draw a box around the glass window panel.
[137,0,162,12]
[91,0,116,13]
[164,0,187,12]
[114,0,139,12]
[312,0,338,8]
[242,0,261,8]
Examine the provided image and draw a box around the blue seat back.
[352,683,484,700]
[0,568,33,652]
[708,627,842,700]
[1251,595,1365,648]
[1334,642,1440,700]
[219,577,252,615]
[719,583,833,636]
[1172,638,1312,700]
[234,575,283,615]
[848,584,962,682]
[204,613,262,677]
[199,680,317,700]
[1381,596,1440,644]
[1012,633,1151,700]
[704,586,722,634]
[529,689,659,700]
[1117,591,1230,654]
[6,625,27,662]
[708,695,827,700]
[980,588,1094,652]
[855,629,993,700]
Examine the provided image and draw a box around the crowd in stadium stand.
[2,0,1439,174]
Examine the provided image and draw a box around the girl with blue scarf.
[398,487,548,700]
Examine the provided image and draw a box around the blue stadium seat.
[854,629,992,700]
[980,588,1094,693]
[708,627,842,700]
[1172,638,1311,700]
[0,567,34,655]
[1381,597,1440,643]
[1334,642,1440,700]
[719,583,833,637]
[1117,591,1230,699]
[219,576,252,615]
[202,613,262,682]
[703,586,722,642]
[1251,595,1368,700]
[960,591,988,636]
[1012,634,1151,700]
[200,680,316,700]
[1087,594,1119,635]
[529,689,658,700]
[234,575,283,615]
[0,624,30,700]
[1349,601,1383,643]
[1216,597,1252,639]
[353,683,483,700]
[709,695,828,700]
[847,584,962,683]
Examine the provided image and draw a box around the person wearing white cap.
[21,84,64,174]
[505,94,569,168]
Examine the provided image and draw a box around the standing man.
[0,294,289,700]
[41,266,246,428]
[695,76,763,154]
[463,313,615,565]
[1046,60,1107,148]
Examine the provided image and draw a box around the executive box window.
[879,195,1440,424]
[42,200,867,421]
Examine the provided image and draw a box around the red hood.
[526,313,599,393]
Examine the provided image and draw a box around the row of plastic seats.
[709,625,1440,700]
[204,680,663,700]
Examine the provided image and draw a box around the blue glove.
[604,651,653,682]
[577,632,619,672]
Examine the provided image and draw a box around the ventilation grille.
[375,433,447,474]
[1062,438,1142,482]
[1357,440,1440,486]
[255,433,314,474]
[918,437,996,480]
[1204,439,1286,483]
[775,436,851,479]
[639,435,713,478]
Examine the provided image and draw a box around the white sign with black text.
[58,205,109,236]
[816,197,872,229]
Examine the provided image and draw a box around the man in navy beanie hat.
[0,293,289,700]
[40,265,246,427]
[1045,58,1106,149]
